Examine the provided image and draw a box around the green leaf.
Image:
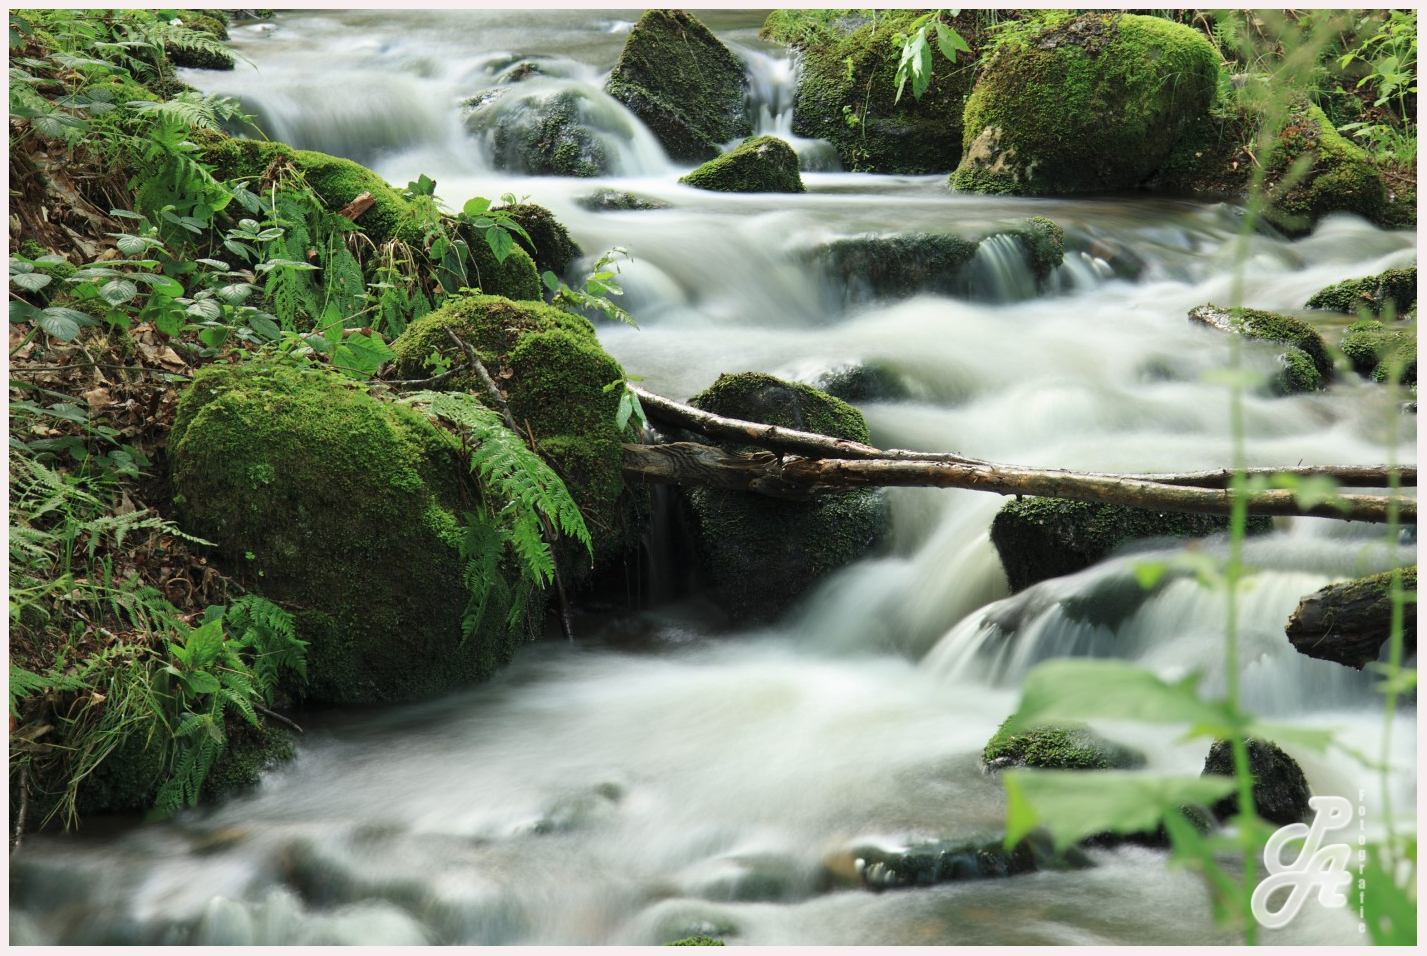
[179,669,222,695]
[1004,769,1236,851]
[1362,843,1417,944]
[1008,659,1244,739]
[542,270,560,292]
[934,21,971,59]
[35,307,95,341]
[485,226,514,263]
[463,196,492,218]
[615,389,634,432]
[11,271,51,292]
[100,278,138,305]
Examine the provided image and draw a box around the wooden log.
[1285,568,1417,669]
[337,191,376,222]
[621,442,1417,524]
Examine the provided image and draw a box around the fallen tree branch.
[621,442,1416,524]
[630,385,1416,488]
[337,191,376,222]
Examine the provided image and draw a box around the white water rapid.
[9,9,1415,947]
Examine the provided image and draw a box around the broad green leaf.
[11,271,51,291]
[1008,659,1244,738]
[935,21,971,59]
[1243,721,1333,754]
[100,278,138,305]
[9,300,39,322]
[1362,843,1417,944]
[463,196,492,217]
[541,269,560,292]
[615,389,634,432]
[1004,769,1236,851]
[485,226,515,263]
[36,307,95,341]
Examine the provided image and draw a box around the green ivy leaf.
[485,226,514,263]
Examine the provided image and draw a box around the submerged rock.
[794,361,910,404]
[951,13,1218,195]
[1201,738,1311,827]
[1188,303,1333,394]
[679,136,804,193]
[982,718,1146,772]
[762,10,978,174]
[170,361,535,704]
[1286,567,1417,669]
[1339,320,1417,386]
[682,372,888,623]
[990,497,1272,593]
[605,10,750,162]
[837,831,1093,891]
[816,233,980,299]
[1308,267,1417,317]
[482,88,610,177]
[576,188,671,212]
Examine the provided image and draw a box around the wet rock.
[951,13,1218,195]
[838,832,1093,891]
[576,188,671,212]
[990,497,1272,593]
[1308,266,1417,317]
[682,372,888,623]
[982,718,1146,772]
[1201,738,1311,827]
[605,10,750,163]
[816,233,980,300]
[679,136,804,194]
[1286,567,1417,669]
[1188,303,1333,393]
[762,10,979,174]
[667,937,726,946]
[1339,319,1416,386]
[794,361,910,403]
[482,88,610,177]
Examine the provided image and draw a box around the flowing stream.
[10,10,1417,946]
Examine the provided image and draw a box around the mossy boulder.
[816,233,980,300]
[170,361,536,704]
[1308,267,1417,317]
[983,718,1146,772]
[796,361,910,404]
[481,88,611,178]
[1201,738,1310,827]
[497,203,582,279]
[1340,320,1417,386]
[576,189,671,212]
[950,13,1218,196]
[679,136,804,193]
[847,831,1092,890]
[1286,567,1417,670]
[1007,216,1066,278]
[389,295,641,566]
[682,372,888,623]
[763,10,978,174]
[605,10,751,163]
[990,497,1273,593]
[1188,303,1334,393]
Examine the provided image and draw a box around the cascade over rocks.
[605,9,751,163]
[479,88,612,178]
[950,12,1218,196]
[990,497,1272,593]
[679,136,804,193]
[1202,738,1311,827]
[169,361,536,705]
[1286,568,1417,669]
[762,10,979,174]
[680,372,888,623]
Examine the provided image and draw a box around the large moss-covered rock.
[170,362,535,704]
[683,372,887,623]
[816,233,980,300]
[1340,320,1417,386]
[990,497,1273,592]
[950,12,1218,196]
[983,718,1145,771]
[763,10,979,174]
[605,10,750,163]
[1202,738,1310,827]
[389,295,641,565]
[1308,267,1417,317]
[498,203,582,278]
[1286,567,1417,669]
[481,88,610,178]
[1188,303,1333,393]
[200,136,541,300]
[679,136,804,193]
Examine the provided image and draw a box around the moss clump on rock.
[990,497,1272,593]
[817,233,979,300]
[983,718,1146,771]
[1202,738,1310,827]
[797,361,910,404]
[683,372,887,623]
[950,13,1218,195]
[666,937,725,946]
[1188,304,1333,380]
[1341,320,1417,386]
[170,361,534,704]
[1008,216,1066,278]
[485,89,610,178]
[389,295,640,565]
[576,189,671,212]
[498,202,582,278]
[679,136,805,193]
[1307,267,1417,317]
[1274,346,1325,395]
[764,10,977,174]
[605,10,750,163]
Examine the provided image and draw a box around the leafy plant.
[892,9,971,104]
[542,247,637,328]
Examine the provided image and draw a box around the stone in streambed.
[679,136,804,194]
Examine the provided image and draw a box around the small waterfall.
[735,44,841,172]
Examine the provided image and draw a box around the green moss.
[200,723,294,802]
[170,361,535,704]
[684,373,885,622]
[818,233,980,299]
[990,497,1273,592]
[487,89,609,177]
[1009,216,1066,278]
[605,10,750,162]
[1192,304,1333,380]
[499,203,582,277]
[1266,102,1385,233]
[1340,320,1419,387]
[1307,267,1417,317]
[390,296,640,564]
[167,10,234,70]
[771,10,976,174]
[950,13,1218,195]
[1274,346,1324,395]
[679,136,805,193]
[984,718,1144,771]
[666,938,726,946]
